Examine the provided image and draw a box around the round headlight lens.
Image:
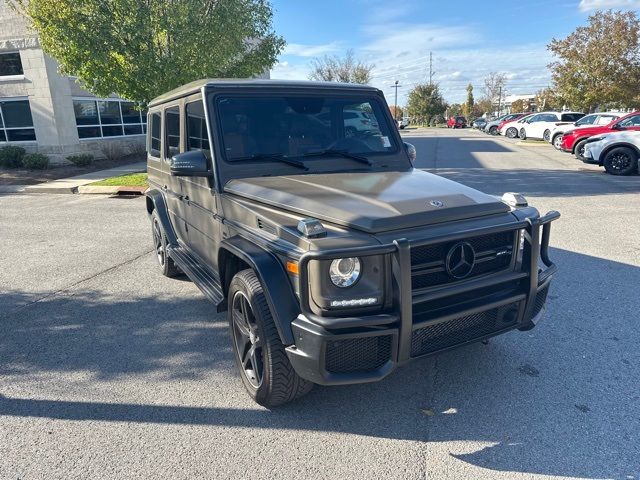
[329,257,361,287]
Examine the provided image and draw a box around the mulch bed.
[0,154,145,186]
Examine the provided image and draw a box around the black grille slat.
[325,335,392,373]
[410,231,516,290]
[410,303,519,357]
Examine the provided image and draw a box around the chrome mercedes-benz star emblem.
[446,242,476,279]
[430,200,445,208]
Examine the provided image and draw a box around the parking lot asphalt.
[1,128,639,480]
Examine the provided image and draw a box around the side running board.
[167,245,224,306]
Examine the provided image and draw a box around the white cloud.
[282,42,341,57]
[579,0,640,11]
[270,61,312,81]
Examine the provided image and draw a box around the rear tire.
[603,147,638,176]
[574,139,589,162]
[228,269,313,407]
[151,210,180,278]
[506,127,517,138]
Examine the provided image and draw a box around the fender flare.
[219,236,299,345]
[145,188,177,245]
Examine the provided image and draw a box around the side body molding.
[219,236,299,345]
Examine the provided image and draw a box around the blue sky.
[270,0,640,105]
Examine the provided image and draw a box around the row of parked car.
[472,110,640,176]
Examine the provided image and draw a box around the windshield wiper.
[301,149,373,166]
[236,153,308,170]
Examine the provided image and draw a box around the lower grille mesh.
[325,335,392,373]
[411,303,519,357]
[532,285,549,318]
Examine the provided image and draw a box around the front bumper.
[286,210,560,386]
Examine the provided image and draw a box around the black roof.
[148,79,380,107]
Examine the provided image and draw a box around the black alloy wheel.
[151,211,180,277]
[574,139,589,161]
[231,289,264,389]
[603,147,638,176]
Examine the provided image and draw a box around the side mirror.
[404,142,416,164]
[170,150,210,177]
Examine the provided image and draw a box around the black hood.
[225,169,510,233]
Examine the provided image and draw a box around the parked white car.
[517,111,584,141]
[583,130,640,175]
[499,113,535,138]
[548,112,622,149]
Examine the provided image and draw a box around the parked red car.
[561,111,640,160]
[447,116,467,128]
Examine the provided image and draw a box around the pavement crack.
[2,248,154,319]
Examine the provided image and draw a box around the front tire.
[489,126,498,135]
[543,129,551,142]
[151,210,180,278]
[603,147,638,175]
[228,269,313,407]
[506,127,518,138]
[574,139,589,162]
[552,134,563,150]
[519,128,527,140]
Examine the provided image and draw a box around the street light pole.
[390,80,401,120]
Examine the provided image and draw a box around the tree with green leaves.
[548,9,640,111]
[11,0,284,104]
[308,49,374,84]
[463,84,474,118]
[447,103,463,117]
[406,83,446,124]
[535,88,564,111]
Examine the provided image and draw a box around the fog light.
[330,297,378,308]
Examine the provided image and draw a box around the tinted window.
[505,114,522,121]
[149,112,161,157]
[528,114,542,122]
[217,95,397,165]
[164,106,180,158]
[561,113,584,122]
[0,52,23,76]
[186,100,210,153]
[98,101,122,125]
[617,115,640,128]
[1,100,34,127]
[121,102,142,123]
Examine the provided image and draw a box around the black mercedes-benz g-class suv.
[145,79,559,406]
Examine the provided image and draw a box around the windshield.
[216,95,398,164]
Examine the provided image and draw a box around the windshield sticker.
[381,136,391,148]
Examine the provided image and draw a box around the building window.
[0,52,23,77]
[72,98,147,139]
[0,99,36,142]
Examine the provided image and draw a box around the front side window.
[73,98,147,139]
[617,115,640,128]
[576,114,597,126]
[216,95,398,166]
[0,99,36,142]
[164,106,180,158]
[0,52,23,77]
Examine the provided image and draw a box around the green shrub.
[0,145,26,168]
[66,153,94,166]
[22,153,49,170]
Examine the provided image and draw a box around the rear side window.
[596,115,617,125]
[561,113,584,122]
[186,100,210,154]
[576,114,596,126]
[149,112,161,157]
[164,106,180,158]
[617,114,640,128]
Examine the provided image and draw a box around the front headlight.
[329,257,361,287]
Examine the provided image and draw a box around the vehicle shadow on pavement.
[1,247,638,478]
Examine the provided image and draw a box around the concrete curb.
[77,185,146,195]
